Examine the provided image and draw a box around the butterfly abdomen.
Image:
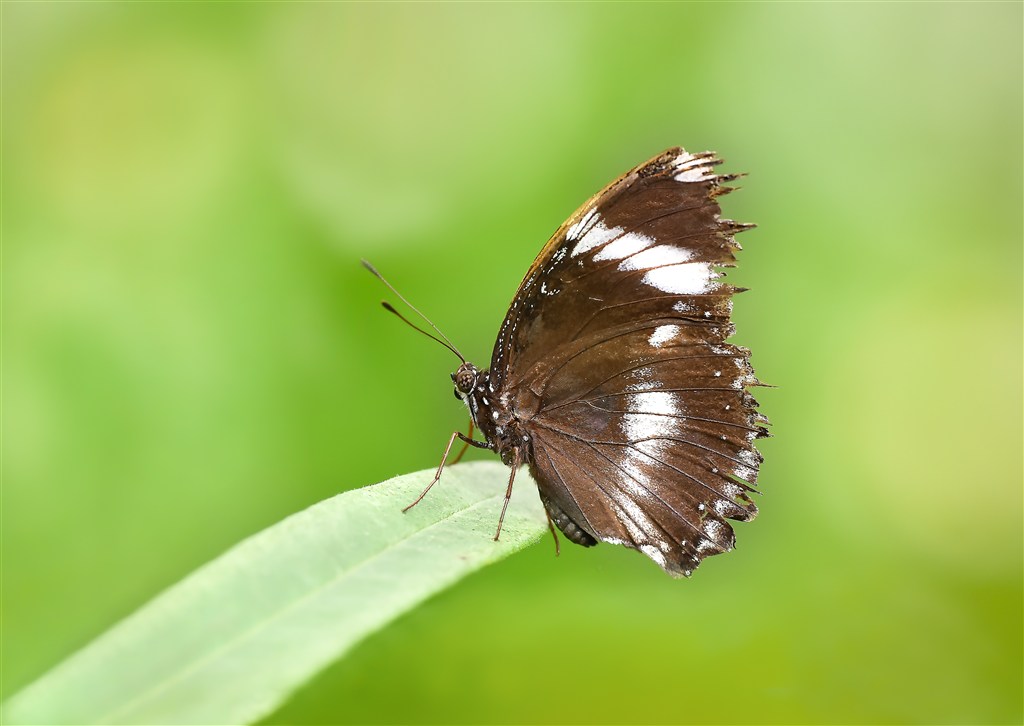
[538,491,598,547]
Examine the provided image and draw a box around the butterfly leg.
[449,419,475,465]
[493,447,523,541]
[543,507,562,556]
[403,430,490,513]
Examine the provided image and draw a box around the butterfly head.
[451,362,507,453]
[451,362,481,400]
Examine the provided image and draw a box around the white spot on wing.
[735,448,759,482]
[565,207,598,241]
[675,168,713,182]
[696,537,718,554]
[621,393,679,447]
[570,217,620,257]
[640,544,668,568]
[618,244,693,272]
[671,150,717,182]
[618,497,650,544]
[630,391,678,417]
[648,324,681,347]
[642,263,716,294]
[607,458,672,566]
[593,231,655,262]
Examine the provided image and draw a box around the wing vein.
[534,444,599,535]
[578,439,704,543]
[539,351,734,406]
[530,418,754,474]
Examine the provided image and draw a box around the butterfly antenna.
[380,302,465,362]
[363,260,465,363]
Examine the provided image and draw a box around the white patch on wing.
[696,537,718,554]
[618,244,693,272]
[713,499,733,516]
[641,544,668,568]
[593,231,654,262]
[617,494,651,544]
[671,150,717,182]
[622,393,679,445]
[634,438,670,469]
[735,464,756,483]
[614,442,671,536]
[570,217,622,258]
[675,168,713,182]
[565,207,597,241]
[641,262,716,294]
[648,324,681,347]
[735,448,760,483]
[630,391,678,417]
[609,453,673,561]
[624,376,667,394]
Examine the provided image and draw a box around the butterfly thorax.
[452,362,529,466]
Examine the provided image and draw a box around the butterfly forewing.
[492,147,766,577]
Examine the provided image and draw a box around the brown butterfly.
[367,147,768,577]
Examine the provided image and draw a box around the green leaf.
[2,462,546,725]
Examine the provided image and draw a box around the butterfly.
[367,147,768,577]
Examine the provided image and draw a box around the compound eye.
[453,388,461,400]
[455,369,475,393]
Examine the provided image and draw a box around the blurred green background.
[3,3,1021,724]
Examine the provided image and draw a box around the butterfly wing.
[492,147,766,577]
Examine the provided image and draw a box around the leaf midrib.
[93,489,505,724]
